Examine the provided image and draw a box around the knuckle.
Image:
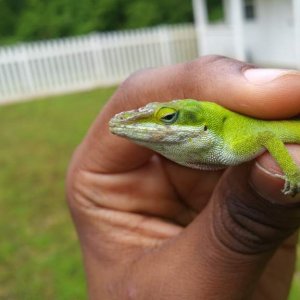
[179,55,252,98]
[183,55,230,72]
[198,54,230,65]
[213,184,300,255]
[182,55,251,77]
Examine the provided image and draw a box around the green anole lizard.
[109,99,300,196]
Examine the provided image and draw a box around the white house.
[192,0,300,68]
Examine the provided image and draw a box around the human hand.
[67,56,300,300]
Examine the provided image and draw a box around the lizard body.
[109,99,300,196]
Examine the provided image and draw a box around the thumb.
[127,164,300,299]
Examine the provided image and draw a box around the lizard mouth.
[109,122,200,144]
[109,123,171,142]
[109,104,162,142]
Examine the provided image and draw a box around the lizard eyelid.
[160,111,179,124]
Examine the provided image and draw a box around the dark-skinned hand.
[67,56,300,300]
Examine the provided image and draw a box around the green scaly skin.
[109,99,300,196]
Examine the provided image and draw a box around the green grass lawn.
[0,87,299,299]
[0,88,115,299]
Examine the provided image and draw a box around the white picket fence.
[0,24,198,104]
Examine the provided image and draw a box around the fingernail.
[250,162,286,203]
[244,68,299,84]
[250,146,300,203]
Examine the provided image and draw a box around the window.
[244,0,256,20]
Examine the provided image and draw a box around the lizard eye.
[161,112,178,123]
[156,107,179,124]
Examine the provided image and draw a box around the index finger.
[76,56,300,173]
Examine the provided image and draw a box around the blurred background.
[0,0,300,299]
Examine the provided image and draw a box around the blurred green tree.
[124,1,160,29]
[0,0,219,45]
[0,0,24,43]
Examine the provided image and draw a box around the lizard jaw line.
[109,124,200,143]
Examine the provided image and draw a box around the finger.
[76,56,300,173]
[251,145,300,202]
[128,165,300,299]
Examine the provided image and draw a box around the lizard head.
[109,99,226,167]
[109,99,206,142]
